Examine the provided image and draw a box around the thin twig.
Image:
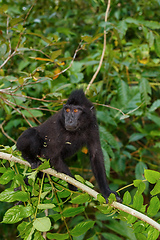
[86,0,111,93]
[0,96,32,127]
[94,102,144,117]
[0,3,35,69]
[0,121,16,144]
[0,90,60,103]
[24,41,84,86]
[95,102,126,116]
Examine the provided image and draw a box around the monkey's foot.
[105,191,122,204]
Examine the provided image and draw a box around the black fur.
[17,89,121,202]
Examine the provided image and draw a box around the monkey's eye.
[74,109,78,113]
[66,108,70,112]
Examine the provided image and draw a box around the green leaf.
[142,20,160,29]
[97,194,106,203]
[0,169,15,184]
[38,160,50,170]
[147,113,160,127]
[34,232,44,240]
[102,232,122,240]
[47,233,69,240]
[129,133,145,142]
[154,142,160,148]
[135,162,147,180]
[17,222,33,239]
[10,17,23,27]
[0,43,7,57]
[117,80,129,106]
[102,146,110,177]
[75,175,85,183]
[108,193,117,204]
[70,193,90,204]
[0,4,8,13]
[50,213,61,222]
[134,180,142,187]
[135,233,146,240]
[81,35,93,43]
[37,204,56,209]
[134,180,146,194]
[85,180,94,188]
[144,169,160,184]
[125,17,140,25]
[139,78,151,105]
[150,180,160,196]
[63,206,85,217]
[147,196,160,216]
[26,31,53,44]
[117,20,128,39]
[0,167,6,173]
[21,109,43,118]
[70,220,95,236]
[154,35,160,57]
[133,221,145,233]
[0,189,16,202]
[123,191,131,205]
[0,188,28,202]
[51,49,62,60]
[33,217,51,232]
[99,126,119,150]
[125,18,160,30]
[147,226,159,240]
[133,192,143,211]
[3,205,33,224]
[12,191,29,202]
[107,221,136,238]
[96,205,113,214]
[149,99,160,112]
[70,73,83,83]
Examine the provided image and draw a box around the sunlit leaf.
[147,196,160,216]
[123,191,131,205]
[150,180,160,196]
[144,169,160,184]
[33,217,51,232]
[0,169,15,184]
[3,205,33,223]
[75,175,85,183]
[38,204,55,209]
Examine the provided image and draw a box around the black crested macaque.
[17,89,121,202]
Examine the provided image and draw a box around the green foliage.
[0,0,160,239]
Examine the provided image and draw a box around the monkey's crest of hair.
[66,89,93,108]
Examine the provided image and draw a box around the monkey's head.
[63,105,83,131]
[62,89,95,131]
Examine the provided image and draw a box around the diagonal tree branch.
[0,151,160,232]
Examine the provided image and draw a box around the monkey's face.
[63,105,83,131]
